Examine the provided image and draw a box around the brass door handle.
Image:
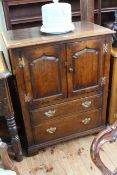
[82,101,91,108]
[44,109,56,118]
[46,127,56,134]
[82,117,91,125]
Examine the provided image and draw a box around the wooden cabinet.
[90,0,117,26]
[3,0,51,29]
[108,47,117,125]
[100,0,117,26]
[2,0,81,30]
[0,51,23,161]
[2,0,117,30]
[2,0,89,30]
[2,22,114,154]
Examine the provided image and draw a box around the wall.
[0,0,10,69]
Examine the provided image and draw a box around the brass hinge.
[19,57,25,68]
[103,44,108,54]
[101,76,106,86]
[24,93,31,102]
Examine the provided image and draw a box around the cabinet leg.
[5,113,23,161]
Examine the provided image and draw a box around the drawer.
[30,94,102,125]
[32,109,102,144]
[0,79,6,101]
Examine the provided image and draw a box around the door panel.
[20,44,67,108]
[30,55,61,98]
[67,39,104,96]
[72,48,98,90]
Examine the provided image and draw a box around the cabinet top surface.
[2,22,115,49]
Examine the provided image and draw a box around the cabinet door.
[67,39,105,96]
[17,44,67,108]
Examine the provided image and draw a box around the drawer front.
[32,109,102,144]
[0,79,6,101]
[30,94,102,125]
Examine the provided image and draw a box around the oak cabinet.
[2,0,117,30]
[2,0,81,30]
[2,22,114,154]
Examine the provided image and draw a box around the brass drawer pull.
[46,127,56,134]
[44,109,56,118]
[82,117,91,125]
[114,112,117,119]
[82,101,91,108]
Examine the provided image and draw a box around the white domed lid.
[53,0,59,2]
[42,1,71,10]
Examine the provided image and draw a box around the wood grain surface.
[2,22,115,49]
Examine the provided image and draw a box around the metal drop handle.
[46,127,56,134]
[44,109,56,118]
[82,101,91,108]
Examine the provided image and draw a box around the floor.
[14,135,117,175]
